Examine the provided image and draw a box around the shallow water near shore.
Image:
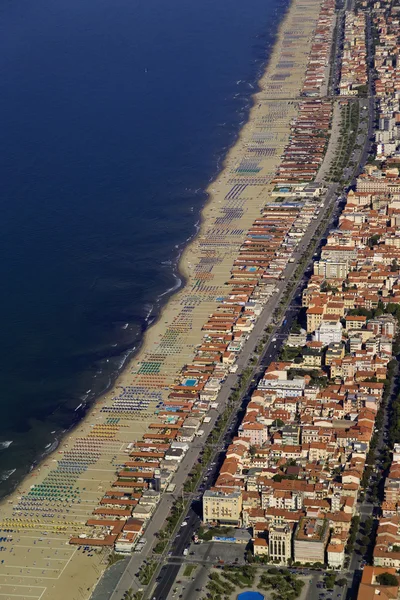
[0,0,288,497]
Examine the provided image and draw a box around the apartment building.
[269,524,293,564]
[294,517,329,564]
[203,489,243,525]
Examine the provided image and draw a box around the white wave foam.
[0,441,13,450]
[116,350,133,370]
[43,440,58,455]
[144,304,154,322]
[1,469,16,481]
[159,275,182,298]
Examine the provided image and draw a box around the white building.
[327,541,345,568]
[258,378,305,397]
[314,320,342,345]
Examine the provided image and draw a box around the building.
[114,519,144,554]
[357,566,400,600]
[307,306,325,333]
[287,331,307,347]
[282,425,301,445]
[294,517,329,564]
[164,448,185,462]
[239,422,268,446]
[302,348,323,368]
[327,540,345,569]
[325,342,345,366]
[253,537,269,557]
[345,315,367,330]
[268,524,292,564]
[314,320,342,345]
[314,260,349,280]
[203,489,242,525]
[368,315,397,338]
[373,515,400,569]
[258,378,305,397]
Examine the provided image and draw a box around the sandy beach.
[0,0,327,598]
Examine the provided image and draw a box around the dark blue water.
[0,0,287,496]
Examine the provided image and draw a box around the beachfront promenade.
[0,0,332,599]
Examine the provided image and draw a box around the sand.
[0,0,326,598]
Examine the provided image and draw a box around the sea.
[0,0,288,497]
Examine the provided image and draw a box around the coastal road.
[348,13,375,188]
[151,510,202,600]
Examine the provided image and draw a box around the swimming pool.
[237,593,264,600]
[183,378,197,386]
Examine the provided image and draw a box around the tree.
[337,578,347,587]
[364,518,373,535]
[361,535,370,546]
[242,564,256,579]
[376,573,399,586]
[107,552,125,567]
[290,320,302,334]
[325,574,336,589]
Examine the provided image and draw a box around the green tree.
[271,419,285,428]
[376,573,399,586]
[325,574,336,589]
[361,535,370,546]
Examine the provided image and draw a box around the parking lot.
[165,535,348,600]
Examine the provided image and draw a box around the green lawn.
[183,564,197,577]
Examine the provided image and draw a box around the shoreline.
[0,0,325,597]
